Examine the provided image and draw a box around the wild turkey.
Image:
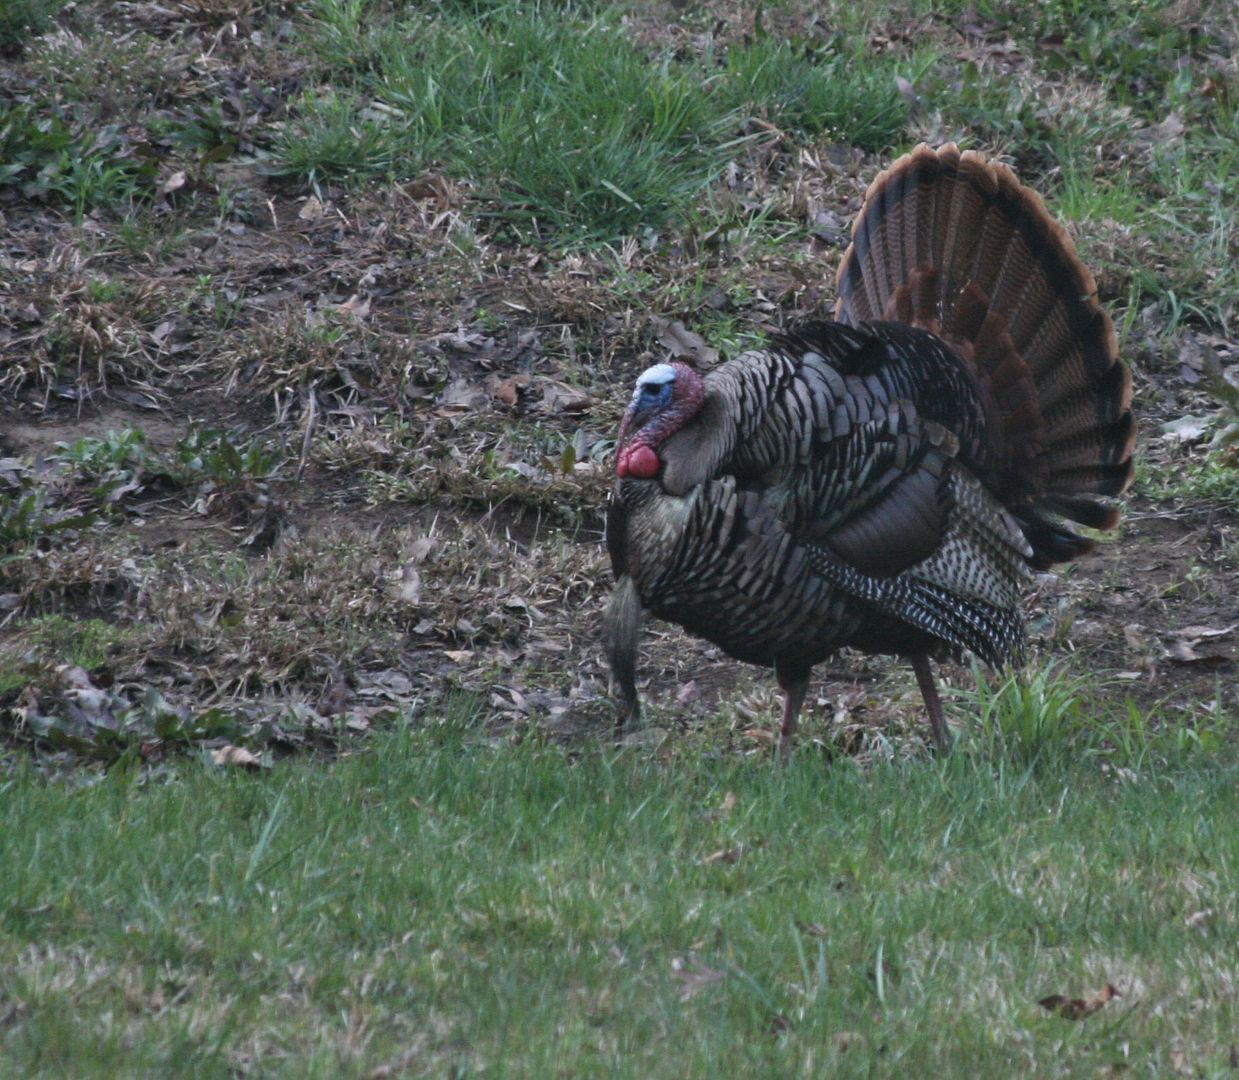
[605,143,1134,752]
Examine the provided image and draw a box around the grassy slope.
[2,727,1236,1077]
[1,1,1238,1072]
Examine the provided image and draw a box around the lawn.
[1,0,1237,1073]
[3,723,1236,1076]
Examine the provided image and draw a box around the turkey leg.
[775,663,810,761]
[911,654,950,752]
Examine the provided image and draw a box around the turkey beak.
[615,407,638,477]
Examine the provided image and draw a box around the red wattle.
[625,444,660,479]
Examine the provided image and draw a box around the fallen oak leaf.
[740,726,776,745]
[651,316,718,368]
[1173,624,1236,641]
[669,954,724,1001]
[1163,639,1230,666]
[1038,982,1120,1020]
[703,790,737,821]
[211,745,267,770]
[703,845,743,866]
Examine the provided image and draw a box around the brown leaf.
[893,74,921,114]
[336,294,371,320]
[407,537,436,564]
[675,681,700,708]
[403,173,452,203]
[1174,625,1235,641]
[398,562,421,605]
[651,316,718,368]
[795,920,828,938]
[703,846,742,866]
[669,954,724,1001]
[161,170,187,196]
[1160,414,1212,443]
[436,377,489,411]
[298,195,325,220]
[211,745,266,770]
[537,381,592,414]
[1164,639,1229,666]
[1038,982,1120,1020]
[1151,110,1185,145]
[491,375,528,406]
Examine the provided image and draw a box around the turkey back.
[834,143,1135,569]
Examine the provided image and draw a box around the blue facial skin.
[630,375,674,427]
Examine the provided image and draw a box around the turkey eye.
[641,384,663,399]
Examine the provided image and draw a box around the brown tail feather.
[835,143,1134,566]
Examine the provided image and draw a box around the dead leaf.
[1184,908,1214,929]
[795,920,828,938]
[444,650,474,663]
[811,208,848,246]
[537,381,592,414]
[768,1014,792,1035]
[491,374,529,406]
[1173,625,1235,641]
[1163,639,1229,666]
[675,681,700,708]
[893,74,921,114]
[669,954,724,1001]
[407,537,436,564]
[1151,110,1185,145]
[398,562,421,605]
[336,294,371,319]
[1038,982,1120,1020]
[298,195,325,220]
[211,745,266,770]
[1160,415,1212,443]
[161,170,187,196]
[403,173,452,203]
[1178,335,1205,384]
[703,846,742,866]
[437,377,489,411]
[651,316,718,367]
[741,726,776,745]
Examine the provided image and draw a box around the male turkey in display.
[604,143,1135,753]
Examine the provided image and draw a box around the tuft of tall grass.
[718,35,909,149]
[280,0,914,243]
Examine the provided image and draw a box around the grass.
[2,0,1238,1069]
[0,0,68,52]
[2,717,1236,1077]
[278,0,911,241]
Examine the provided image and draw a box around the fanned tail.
[835,143,1135,568]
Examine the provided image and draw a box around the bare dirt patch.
[2,2,1236,763]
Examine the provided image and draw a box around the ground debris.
[1038,982,1121,1021]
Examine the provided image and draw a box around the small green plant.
[957,661,1093,759]
[0,102,155,217]
[51,426,153,509]
[0,482,98,565]
[0,0,68,52]
[53,425,148,478]
[274,90,405,190]
[719,35,909,149]
[171,427,283,489]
